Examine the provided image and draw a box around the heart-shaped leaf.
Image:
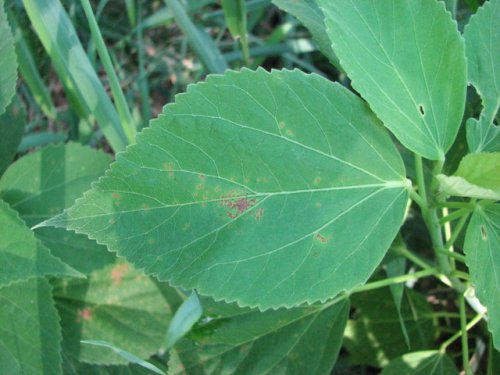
[45,69,409,309]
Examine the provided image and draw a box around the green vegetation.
[0,0,499,374]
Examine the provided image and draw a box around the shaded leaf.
[0,96,25,177]
[44,68,409,309]
[344,287,436,367]
[464,203,500,350]
[272,0,340,68]
[0,0,17,116]
[53,261,173,365]
[168,298,349,375]
[436,174,500,200]
[0,143,115,274]
[380,350,458,375]
[0,199,81,287]
[320,0,466,160]
[464,0,500,153]
[385,256,410,348]
[0,278,63,375]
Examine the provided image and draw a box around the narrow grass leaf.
[0,0,17,116]
[320,0,467,160]
[8,10,56,119]
[464,0,500,153]
[222,0,249,64]
[22,0,129,152]
[164,0,228,74]
[81,341,165,375]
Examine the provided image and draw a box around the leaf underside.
[464,203,500,350]
[464,0,500,153]
[47,68,409,310]
[320,0,467,160]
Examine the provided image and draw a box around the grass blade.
[164,0,228,74]
[222,0,250,64]
[80,0,136,144]
[22,0,129,152]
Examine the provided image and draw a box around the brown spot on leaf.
[143,203,150,210]
[279,121,286,129]
[198,174,206,179]
[111,263,129,285]
[315,233,332,244]
[78,308,93,321]
[220,192,257,219]
[314,177,322,184]
[112,192,121,199]
[196,184,205,190]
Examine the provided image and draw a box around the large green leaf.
[0,199,81,287]
[0,278,63,375]
[272,0,340,68]
[464,203,500,350]
[464,0,500,153]
[0,143,115,274]
[45,69,409,309]
[344,287,436,367]
[168,298,349,374]
[380,351,458,375]
[0,0,16,116]
[54,261,174,365]
[319,0,467,160]
[0,96,25,177]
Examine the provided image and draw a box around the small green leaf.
[320,0,467,160]
[385,256,410,348]
[344,288,436,367]
[0,199,82,287]
[168,298,349,375]
[0,143,115,274]
[163,292,202,351]
[464,203,500,350]
[44,68,409,309]
[380,350,458,375]
[0,278,63,375]
[0,0,17,116]
[436,152,500,200]
[0,96,25,177]
[272,0,340,68]
[54,261,173,365]
[464,0,500,153]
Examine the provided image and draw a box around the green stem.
[80,0,136,144]
[439,208,470,224]
[136,1,151,128]
[350,268,438,294]
[435,201,473,209]
[393,246,433,271]
[459,295,473,375]
[435,247,466,263]
[410,188,427,209]
[414,154,428,205]
[444,212,470,251]
[416,156,467,293]
[440,312,483,352]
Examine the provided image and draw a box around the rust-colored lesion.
[314,232,332,244]
[77,308,93,322]
[220,191,257,219]
[110,263,129,285]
